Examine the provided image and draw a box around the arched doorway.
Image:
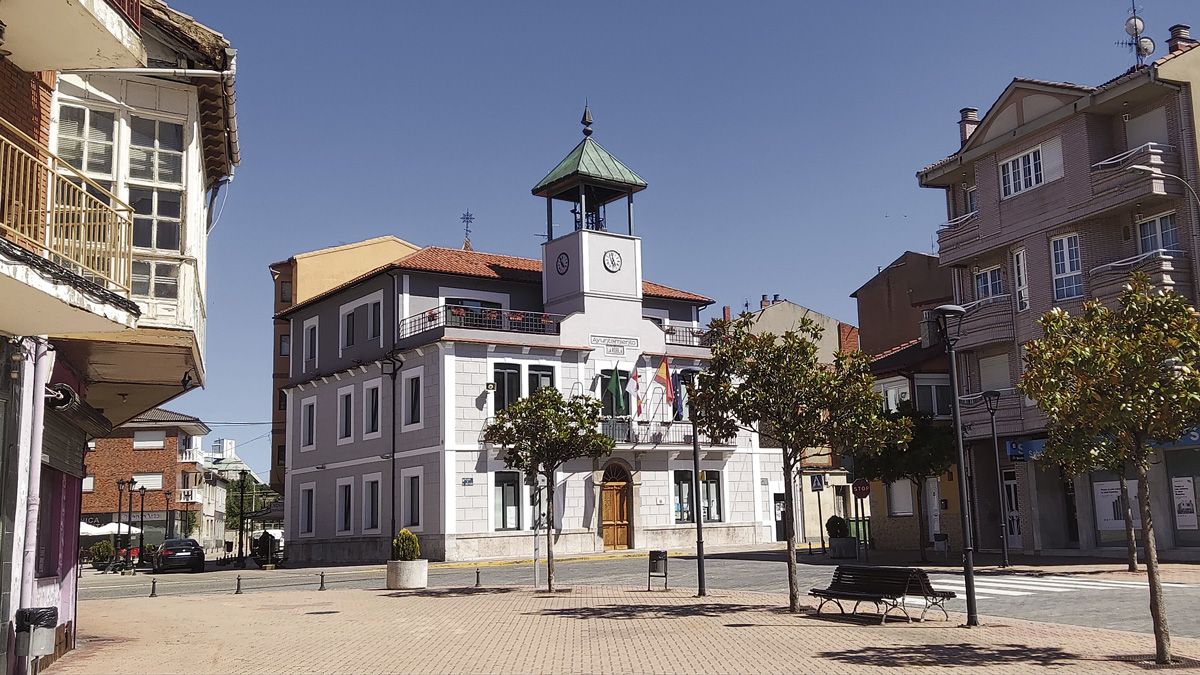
[601,463,632,550]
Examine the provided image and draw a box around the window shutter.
[978,354,1011,391]
[1041,137,1064,183]
[131,473,163,490]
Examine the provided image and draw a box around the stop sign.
[851,478,871,499]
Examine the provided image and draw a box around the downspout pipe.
[19,339,52,610]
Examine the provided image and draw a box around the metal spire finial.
[460,211,475,251]
[581,101,593,137]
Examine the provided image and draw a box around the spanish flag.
[655,357,674,407]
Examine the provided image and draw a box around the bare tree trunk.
[545,470,556,593]
[1119,471,1138,573]
[914,478,929,563]
[781,448,801,612]
[1135,458,1171,664]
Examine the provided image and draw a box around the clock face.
[603,250,623,273]
[555,252,570,275]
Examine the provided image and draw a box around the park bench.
[809,565,956,624]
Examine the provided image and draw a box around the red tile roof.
[870,338,921,362]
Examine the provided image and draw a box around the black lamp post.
[163,489,173,539]
[126,480,137,567]
[138,486,146,566]
[933,304,980,627]
[982,390,1010,568]
[237,469,247,568]
[682,369,706,597]
[116,479,126,560]
[381,348,405,540]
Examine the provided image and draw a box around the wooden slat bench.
[809,565,956,623]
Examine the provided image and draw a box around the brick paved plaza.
[52,585,1200,674]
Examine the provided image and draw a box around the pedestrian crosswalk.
[898,572,1193,608]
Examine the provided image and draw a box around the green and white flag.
[606,365,626,415]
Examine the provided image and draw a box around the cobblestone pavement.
[53,585,1200,674]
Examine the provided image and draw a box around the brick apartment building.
[918,24,1200,558]
[83,410,227,553]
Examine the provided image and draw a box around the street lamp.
[932,303,980,627]
[981,390,1010,568]
[163,489,173,539]
[138,486,146,567]
[682,369,706,598]
[238,469,247,568]
[116,479,127,562]
[126,480,136,568]
[381,347,405,540]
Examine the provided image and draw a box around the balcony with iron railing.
[398,305,564,346]
[662,325,714,348]
[0,114,134,296]
[956,294,1015,350]
[105,0,142,31]
[1089,249,1193,307]
[177,488,203,504]
[1090,142,1182,204]
[598,419,734,447]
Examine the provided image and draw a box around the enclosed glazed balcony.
[955,295,1014,350]
[1089,249,1193,307]
[0,0,145,71]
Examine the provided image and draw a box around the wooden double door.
[601,464,631,550]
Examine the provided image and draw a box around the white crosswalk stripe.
[923,572,1192,604]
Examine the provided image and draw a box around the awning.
[79,522,106,536]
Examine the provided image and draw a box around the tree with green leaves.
[482,387,615,591]
[1020,274,1200,665]
[851,403,955,562]
[690,314,910,611]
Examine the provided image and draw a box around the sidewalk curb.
[430,549,687,570]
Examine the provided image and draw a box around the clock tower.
[534,106,648,317]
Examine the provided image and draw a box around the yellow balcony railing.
[0,114,133,295]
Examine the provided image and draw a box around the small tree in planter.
[387,528,426,590]
[825,515,857,559]
[89,540,115,570]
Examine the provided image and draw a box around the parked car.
[152,539,205,573]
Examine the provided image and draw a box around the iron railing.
[178,489,203,504]
[399,305,564,339]
[663,325,714,347]
[1091,142,1176,171]
[599,419,732,446]
[105,0,142,31]
[178,448,204,464]
[0,115,133,294]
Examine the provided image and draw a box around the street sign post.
[851,479,870,499]
[851,479,871,562]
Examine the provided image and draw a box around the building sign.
[1154,427,1200,450]
[589,334,639,357]
[1173,476,1198,531]
[1006,438,1046,461]
[1093,480,1141,531]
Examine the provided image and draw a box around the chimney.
[958,107,979,146]
[760,294,770,309]
[772,294,781,304]
[722,305,731,321]
[1168,24,1198,54]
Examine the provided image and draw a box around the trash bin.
[15,606,57,657]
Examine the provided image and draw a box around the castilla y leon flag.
[655,357,674,406]
[625,366,642,418]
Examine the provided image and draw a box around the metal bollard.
[234,575,242,595]
[475,568,481,588]
[149,578,157,598]
[318,571,326,591]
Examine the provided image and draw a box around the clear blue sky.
[166,0,1196,475]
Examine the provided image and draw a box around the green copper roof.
[532,137,647,195]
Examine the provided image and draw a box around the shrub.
[825,515,850,539]
[391,529,420,561]
[90,540,115,562]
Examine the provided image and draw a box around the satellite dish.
[1138,36,1156,57]
[1125,15,1145,37]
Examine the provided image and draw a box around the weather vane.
[460,211,475,251]
[1119,1,1156,66]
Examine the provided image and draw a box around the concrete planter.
[829,537,859,559]
[387,559,428,589]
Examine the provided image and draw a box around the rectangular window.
[1138,212,1180,253]
[301,398,316,448]
[304,318,318,369]
[1000,147,1043,198]
[364,381,381,436]
[973,266,1003,300]
[674,470,694,523]
[887,480,914,516]
[130,187,182,252]
[337,480,353,534]
[82,476,95,492]
[35,471,61,578]
[495,471,522,530]
[1013,248,1030,311]
[406,475,421,527]
[403,368,424,429]
[528,365,554,394]
[279,334,290,357]
[279,280,292,303]
[131,472,163,490]
[343,311,355,348]
[133,430,166,449]
[277,389,287,411]
[56,105,115,176]
[915,383,953,417]
[364,477,381,532]
[276,444,286,467]
[129,116,184,184]
[494,363,522,412]
[1051,234,1083,300]
[369,301,382,340]
[601,369,632,417]
[338,388,353,441]
[300,485,315,535]
[965,186,977,213]
[131,260,179,299]
[979,353,1011,391]
[701,470,722,522]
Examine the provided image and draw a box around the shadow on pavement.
[533,602,781,621]
[379,587,518,598]
[818,643,1077,668]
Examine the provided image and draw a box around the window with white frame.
[337,386,354,443]
[402,468,422,528]
[363,378,382,439]
[336,478,353,534]
[494,363,521,413]
[133,430,166,449]
[362,473,381,533]
[56,105,116,179]
[528,365,555,394]
[129,116,184,184]
[915,381,953,417]
[965,186,977,213]
[130,186,182,253]
[1137,212,1180,253]
[131,260,179,299]
[1013,248,1030,311]
[887,480,914,516]
[974,266,1003,300]
[301,397,316,449]
[369,301,382,341]
[402,367,424,430]
[279,334,290,357]
[495,471,522,531]
[880,381,909,413]
[701,470,722,522]
[132,473,163,490]
[300,483,315,535]
[1051,234,1083,300]
[1000,146,1043,198]
[303,317,318,371]
[82,476,95,492]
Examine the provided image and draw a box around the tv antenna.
[1118,1,1155,66]
[460,211,475,251]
